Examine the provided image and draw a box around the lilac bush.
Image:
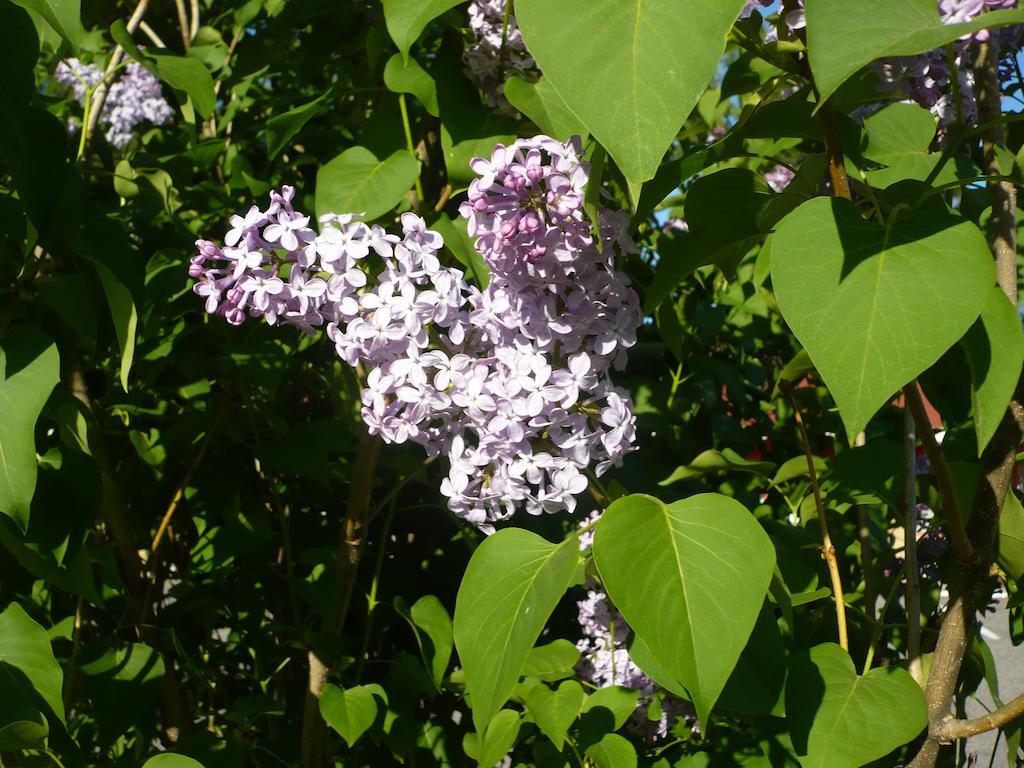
[190,135,642,529]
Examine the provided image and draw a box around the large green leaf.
[521,680,584,751]
[504,76,587,142]
[771,196,994,439]
[963,287,1024,453]
[593,494,775,725]
[0,327,60,529]
[516,0,748,185]
[586,733,637,768]
[11,0,80,52]
[861,103,954,188]
[319,683,387,748]
[806,0,1024,104]
[786,643,926,768]
[381,0,463,60]
[0,602,65,723]
[454,527,579,731]
[315,146,419,221]
[520,639,580,682]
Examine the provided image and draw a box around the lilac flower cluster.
[190,136,642,529]
[764,164,796,192]
[56,58,174,148]
[876,0,1021,126]
[463,0,539,115]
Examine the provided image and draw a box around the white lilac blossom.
[876,0,1021,127]
[463,0,539,114]
[56,58,173,148]
[190,135,642,530]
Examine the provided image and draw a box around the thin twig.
[173,0,191,49]
[189,0,200,42]
[932,691,1024,741]
[786,384,848,650]
[903,383,972,563]
[138,20,166,48]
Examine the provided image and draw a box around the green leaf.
[717,605,788,717]
[772,455,827,486]
[786,643,926,768]
[464,709,521,767]
[91,261,137,392]
[110,20,215,119]
[142,755,206,768]
[315,146,419,221]
[396,594,453,686]
[384,54,439,117]
[581,686,640,731]
[593,494,775,724]
[381,0,463,60]
[0,602,65,723]
[585,733,637,768]
[504,76,587,142]
[319,683,387,748]
[963,287,1024,453]
[517,0,748,183]
[771,196,994,439]
[999,492,1024,582]
[454,527,579,731]
[0,327,60,529]
[0,668,47,751]
[520,639,581,682]
[266,89,333,160]
[821,441,904,506]
[659,448,775,485]
[806,0,1024,104]
[521,680,584,750]
[861,103,956,188]
[10,0,79,52]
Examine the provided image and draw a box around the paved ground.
[964,596,1022,767]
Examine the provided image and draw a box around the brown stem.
[173,0,191,49]
[903,383,972,563]
[903,406,923,685]
[975,42,1018,304]
[933,691,1024,740]
[818,99,852,200]
[300,429,381,767]
[788,387,848,650]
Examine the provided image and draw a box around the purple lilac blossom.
[56,58,174,148]
[764,164,796,192]
[190,135,642,530]
[463,0,539,115]
[876,0,1020,127]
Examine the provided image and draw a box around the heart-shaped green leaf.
[585,733,637,768]
[786,643,927,768]
[315,146,419,221]
[963,286,1024,453]
[381,0,462,60]
[593,494,775,725]
[142,755,205,768]
[319,683,386,748]
[454,528,579,731]
[516,0,747,184]
[383,54,439,117]
[395,594,453,687]
[521,680,584,750]
[0,327,60,529]
[520,639,580,682]
[772,196,994,439]
[504,76,587,143]
[862,103,956,188]
[807,0,1024,104]
[0,602,64,723]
